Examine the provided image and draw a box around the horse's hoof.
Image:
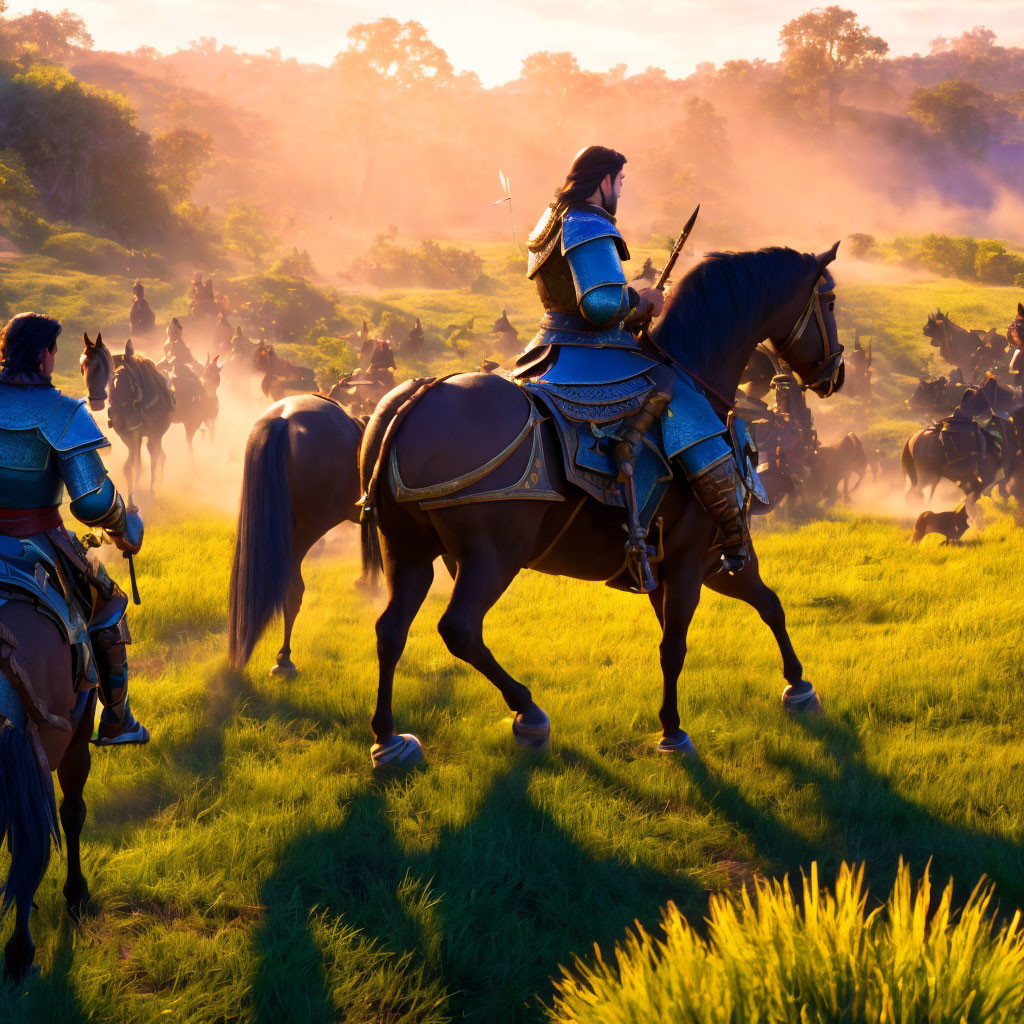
[782,683,822,715]
[371,733,424,769]
[657,730,698,756]
[513,707,550,750]
[270,658,298,678]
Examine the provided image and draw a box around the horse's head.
[80,332,113,410]
[763,243,844,398]
[108,360,143,435]
[203,353,222,391]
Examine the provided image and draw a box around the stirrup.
[626,539,658,593]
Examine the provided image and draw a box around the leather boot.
[612,389,672,594]
[613,390,672,483]
[689,457,750,574]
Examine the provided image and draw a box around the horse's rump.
[381,374,563,511]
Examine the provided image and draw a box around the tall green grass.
[548,861,1024,1024]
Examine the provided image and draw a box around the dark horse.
[81,335,174,494]
[228,394,367,676]
[358,245,843,765]
[0,603,97,979]
[902,417,1022,504]
[255,343,318,402]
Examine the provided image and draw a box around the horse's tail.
[228,415,292,668]
[0,717,60,919]
[358,377,439,586]
[901,438,918,487]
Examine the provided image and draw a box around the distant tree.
[520,50,580,86]
[847,233,876,259]
[5,8,93,59]
[222,200,278,267]
[333,19,454,205]
[779,6,888,128]
[151,126,214,201]
[906,80,1009,156]
[929,27,1000,58]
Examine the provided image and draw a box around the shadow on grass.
[669,711,1024,911]
[252,755,701,1024]
[0,921,90,1024]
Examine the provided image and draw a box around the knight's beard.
[602,189,619,216]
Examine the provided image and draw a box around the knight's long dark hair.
[652,248,816,377]
[550,145,626,219]
[0,312,61,387]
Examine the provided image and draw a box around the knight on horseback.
[0,313,149,745]
[515,146,761,585]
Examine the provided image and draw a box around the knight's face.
[601,170,624,215]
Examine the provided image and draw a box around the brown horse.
[809,433,867,502]
[255,344,318,402]
[358,245,844,766]
[0,602,97,980]
[81,335,174,494]
[228,394,367,676]
[170,354,222,449]
[901,416,1020,503]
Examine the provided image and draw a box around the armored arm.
[47,397,142,549]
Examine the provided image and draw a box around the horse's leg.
[436,544,548,748]
[371,549,435,767]
[147,433,165,494]
[704,561,820,713]
[272,533,316,677]
[57,695,95,916]
[124,435,140,494]
[652,568,703,754]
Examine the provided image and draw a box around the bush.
[41,230,130,274]
[227,273,335,341]
[847,233,877,260]
[974,241,1024,284]
[548,861,1024,1024]
[352,233,483,288]
[914,234,977,279]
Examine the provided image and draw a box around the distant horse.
[255,343,317,402]
[358,244,844,765]
[170,354,222,448]
[809,433,867,502]
[81,334,174,494]
[228,394,367,676]
[901,415,1020,503]
[327,369,394,417]
[924,310,1003,382]
[0,602,97,980]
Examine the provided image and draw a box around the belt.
[0,505,62,537]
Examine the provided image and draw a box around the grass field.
[1,499,1022,1022]
[1,249,1023,1020]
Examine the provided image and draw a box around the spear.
[654,204,700,294]
[493,170,524,257]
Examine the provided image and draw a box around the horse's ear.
[83,331,93,348]
[95,332,102,347]
[815,240,840,273]
[1018,302,1024,317]
[125,338,135,358]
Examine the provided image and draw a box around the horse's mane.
[652,247,815,376]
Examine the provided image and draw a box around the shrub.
[227,273,335,341]
[914,234,978,279]
[548,861,1024,1024]
[41,230,130,274]
[847,233,877,259]
[974,241,1024,284]
[352,233,483,288]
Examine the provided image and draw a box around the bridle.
[81,345,112,404]
[771,273,843,396]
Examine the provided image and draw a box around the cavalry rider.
[515,146,754,582]
[0,313,149,744]
[129,279,156,337]
[163,317,200,371]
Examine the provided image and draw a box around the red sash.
[0,505,62,537]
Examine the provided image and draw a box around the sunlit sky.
[10,0,1024,86]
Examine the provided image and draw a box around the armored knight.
[0,313,148,744]
[515,146,757,584]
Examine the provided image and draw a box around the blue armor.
[521,204,731,477]
[0,381,146,741]
[0,384,112,512]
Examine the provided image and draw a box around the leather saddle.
[521,375,672,532]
